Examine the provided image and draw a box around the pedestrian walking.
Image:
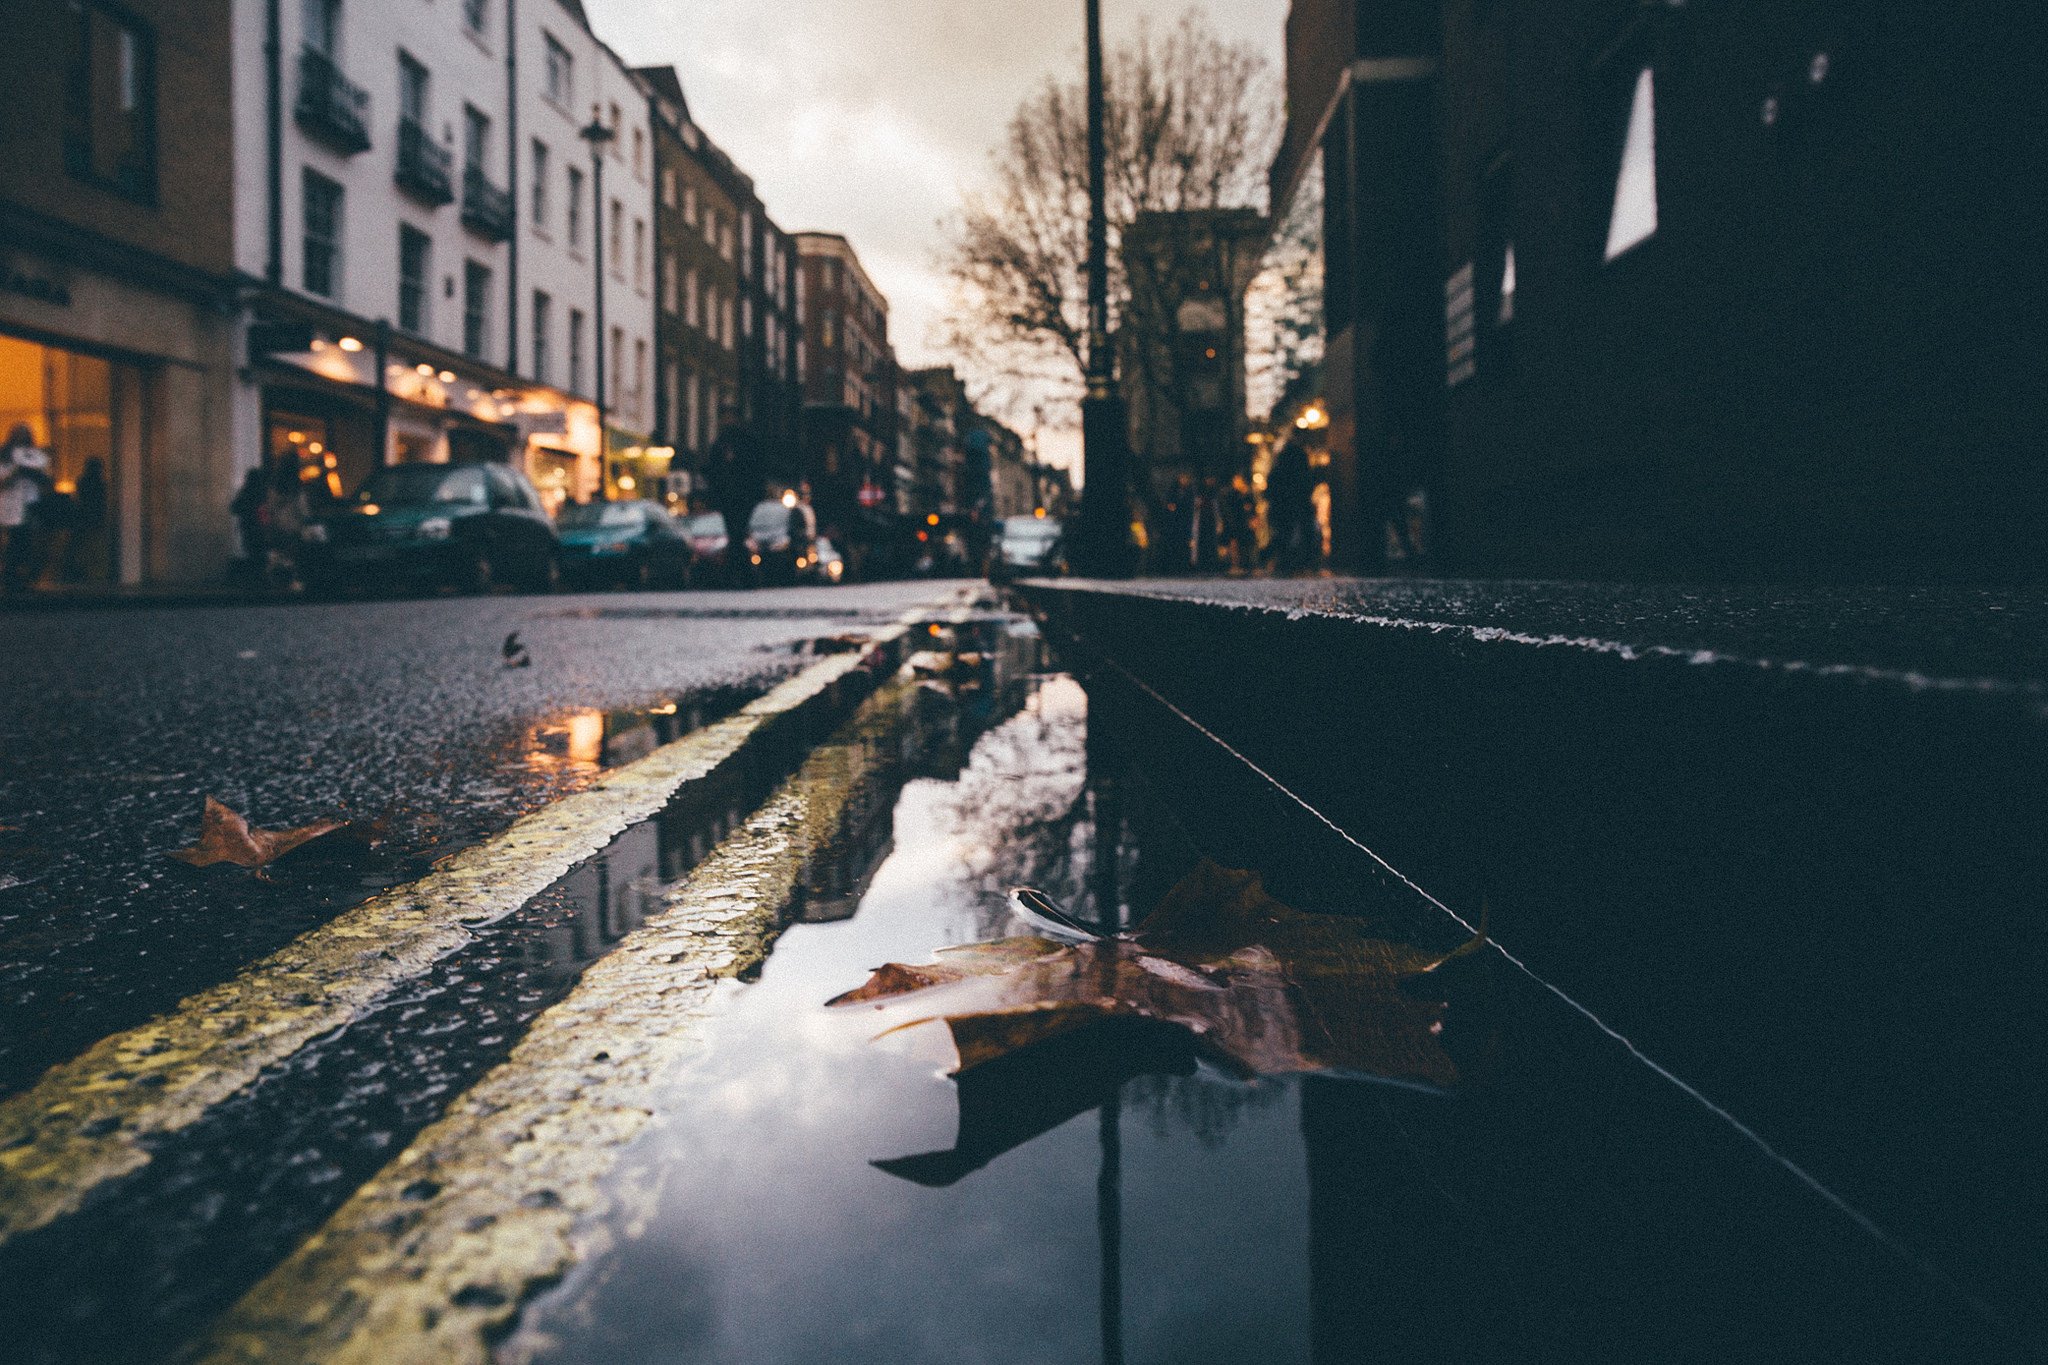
[262,459,310,590]
[1,424,55,592]
[1266,438,1316,575]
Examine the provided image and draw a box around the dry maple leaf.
[169,797,346,871]
[830,860,1470,1090]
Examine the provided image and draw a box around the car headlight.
[826,560,845,582]
[299,523,329,545]
[416,517,453,541]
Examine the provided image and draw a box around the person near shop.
[59,459,109,583]
[1,425,55,592]
[261,459,310,589]
[230,463,269,576]
[1266,438,1316,575]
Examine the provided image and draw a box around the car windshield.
[750,503,794,537]
[683,514,728,538]
[357,465,488,507]
[1003,518,1060,541]
[558,502,647,530]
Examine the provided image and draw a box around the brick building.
[0,0,240,585]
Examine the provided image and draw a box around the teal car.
[555,500,695,589]
[302,462,560,595]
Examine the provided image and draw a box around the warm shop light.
[338,336,364,352]
[781,490,798,509]
[361,503,381,516]
[287,431,305,444]
[1296,403,1329,430]
[439,371,457,384]
[417,363,436,377]
[1034,507,1047,519]
[926,514,941,526]
[618,475,637,491]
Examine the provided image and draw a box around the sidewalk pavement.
[0,581,295,613]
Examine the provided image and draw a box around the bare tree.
[941,11,1281,429]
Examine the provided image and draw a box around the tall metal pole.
[1078,0,1129,577]
[581,111,616,494]
[1086,0,1109,381]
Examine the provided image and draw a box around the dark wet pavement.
[503,632,2023,1364]
[0,584,950,1097]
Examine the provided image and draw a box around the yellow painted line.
[0,620,926,1248]
[196,677,926,1365]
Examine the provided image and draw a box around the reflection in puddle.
[520,691,733,776]
[508,641,2016,1365]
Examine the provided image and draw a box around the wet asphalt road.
[0,583,956,1097]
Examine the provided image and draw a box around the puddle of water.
[506,659,2021,1365]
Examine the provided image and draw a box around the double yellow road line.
[0,596,965,1260]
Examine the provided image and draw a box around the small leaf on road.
[169,798,347,871]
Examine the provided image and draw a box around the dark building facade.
[1274,0,2048,581]
[795,232,896,555]
[640,66,738,506]
[0,0,241,585]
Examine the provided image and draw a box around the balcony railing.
[461,164,514,242]
[395,116,454,206]
[294,48,370,155]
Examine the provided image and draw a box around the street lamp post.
[580,109,616,495]
[1078,0,1131,578]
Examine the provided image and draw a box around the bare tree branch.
[940,10,1280,432]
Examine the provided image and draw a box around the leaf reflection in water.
[832,861,1476,1186]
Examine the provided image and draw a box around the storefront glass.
[0,332,120,584]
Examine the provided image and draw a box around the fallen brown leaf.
[830,860,1470,1090]
[169,798,347,871]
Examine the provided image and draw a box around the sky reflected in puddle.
[507,637,2020,1364]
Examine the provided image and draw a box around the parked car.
[988,515,1066,582]
[555,499,694,589]
[301,461,559,595]
[745,495,816,586]
[678,511,735,585]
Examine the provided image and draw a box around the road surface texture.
[0,583,953,1097]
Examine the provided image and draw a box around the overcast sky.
[584,0,1288,383]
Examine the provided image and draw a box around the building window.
[65,1,157,200]
[464,260,492,359]
[566,165,583,247]
[632,128,645,178]
[398,50,428,124]
[462,0,488,36]
[609,200,623,278]
[531,291,552,383]
[664,363,680,444]
[463,104,489,172]
[302,169,343,297]
[531,140,549,225]
[609,326,623,406]
[633,218,647,291]
[1604,68,1658,262]
[303,0,338,54]
[662,253,678,313]
[661,166,676,208]
[685,269,699,328]
[544,34,571,105]
[568,308,585,392]
[685,371,700,449]
[398,223,430,331]
[633,339,647,417]
[682,183,696,227]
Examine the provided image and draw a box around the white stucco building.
[230,0,654,509]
